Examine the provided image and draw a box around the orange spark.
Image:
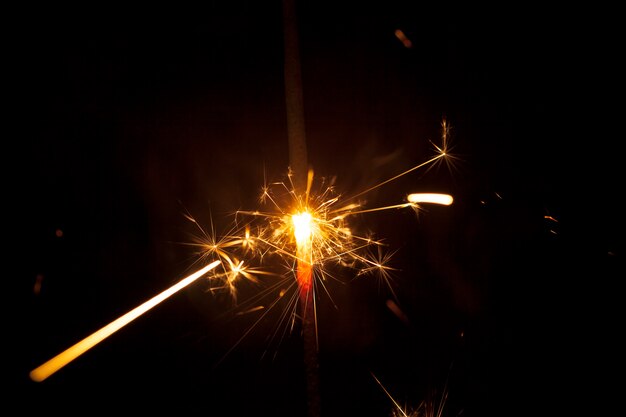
[395,29,412,48]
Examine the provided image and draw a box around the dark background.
[11,2,622,416]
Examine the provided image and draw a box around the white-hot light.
[292,211,313,245]
[407,193,453,206]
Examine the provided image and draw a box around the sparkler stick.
[283,0,308,193]
[29,260,221,382]
[283,0,319,415]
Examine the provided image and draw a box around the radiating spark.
[349,154,445,201]
[373,368,454,417]
[184,120,456,360]
[427,118,460,176]
[371,372,410,417]
[29,260,221,382]
[236,305,265,316]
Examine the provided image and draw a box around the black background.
[11,2,622,416]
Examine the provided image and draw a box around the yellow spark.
[29,260,221,382]
[373,368,453,417]
[407,193,454,206]
[371,372,410,417]
[426,118,461,176]
[350,154,445,201]
[236,305,265,316]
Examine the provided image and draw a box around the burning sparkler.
[29,118,455,385]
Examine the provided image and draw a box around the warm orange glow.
[293,211,314,295]
[394,29,412,48]
[386,299,409,325]
[29,260,221,382]
[297,256,313,296]
[33,274,44,296]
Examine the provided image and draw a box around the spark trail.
[30,260,221,382]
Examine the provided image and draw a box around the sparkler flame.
[186,122,457,365]
[293,211,313,246]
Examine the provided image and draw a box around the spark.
[371,372,410,417]
[29,260,221,382]
[407,193,454,206]
[372,369,455,417]
[395,29,413,48]
[184,121,457,359]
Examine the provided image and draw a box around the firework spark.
[30,260,221,382]
[186,122,456,360]
[372,371,410,417]
[372,370,453,417]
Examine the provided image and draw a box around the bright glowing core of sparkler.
[292,211,313,246]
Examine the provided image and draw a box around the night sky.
[12,2,622,416]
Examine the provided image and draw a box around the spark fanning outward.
[191,120,456,358]
[372,366,454,417]
[29,120,456,381]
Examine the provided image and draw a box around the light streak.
[407,193,454,206]
[372,370,452,417]
[394,29,413,49]
[29,260,221,382]
[371,371,410,417]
